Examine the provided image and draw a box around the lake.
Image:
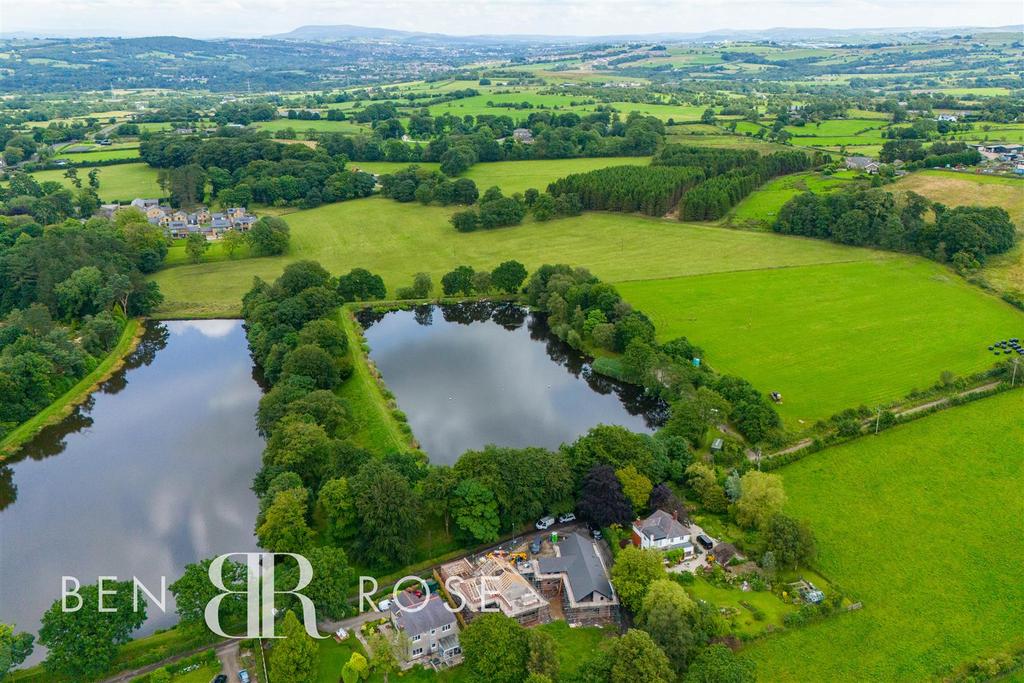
[357,302,666,464]
[0,320,265,664]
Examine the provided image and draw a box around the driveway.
[218,642,242,680]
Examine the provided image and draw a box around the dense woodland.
[0,211,164,437]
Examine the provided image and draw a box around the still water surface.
[357,302,667,464]
[0,320,264,664]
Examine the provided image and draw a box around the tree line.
[773,186,1017,270]
[548,165,705,217]
[0,210,164,440]
[140,130,376,209]
[679,150,812,221]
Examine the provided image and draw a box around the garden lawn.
[743,391,1024,681]
[150,197,881,317]
[30,162,161,202]
[618,258,1024,425]
[684,577,796,637]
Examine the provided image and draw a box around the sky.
[1,0,1021,39]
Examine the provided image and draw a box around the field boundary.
[0,318,144,459]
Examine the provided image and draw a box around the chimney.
[672,510,678,521]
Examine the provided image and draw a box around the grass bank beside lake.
[337,308,414,455]
[0,318,143,459]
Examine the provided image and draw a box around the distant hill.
[268,23,1024,45]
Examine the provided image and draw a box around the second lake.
[357,302,667,464]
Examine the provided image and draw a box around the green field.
[349,157,650,196]
[55,147,140,162]
[618,259,1024,425]
[254,118,369,134]
[150,197,878,317]
[31,162,161,201]
[727,171,857,228]
[744,391,1024,680]
[464,157,650,194]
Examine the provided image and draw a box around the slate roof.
[391,591,456,638]
[712,543,739,565]
[537,532,614,602]
[637,509,690,541]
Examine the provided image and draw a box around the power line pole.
[875,407,881,435]
[1012,358,1020,387]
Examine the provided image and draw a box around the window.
[430,629,436,635]
[412,647,423,657]
[412,634,421,642]
[442,623,452,632]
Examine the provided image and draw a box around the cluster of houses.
[101,198,258,238]
[382,508,742,670]
[383,529,618,669]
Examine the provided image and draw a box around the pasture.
[30,162,162,202]
[745,391,1024,681]
[150,197,875,317]
[618,258,1024,425]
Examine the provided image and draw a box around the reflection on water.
[357,303,666,464]
[0,320,264,665]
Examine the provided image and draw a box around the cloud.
[3,0,1021,38]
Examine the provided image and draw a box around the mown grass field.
[31,162,161,201]
[54,147,140,162]
[744,391,1024,681]
[254,118,368,134]
[618,259,1024,425]
[150,197,876,317]
[350,156,650,195]
[892,170,1024,293]
[464,156,649,194]
[727,171,858,228]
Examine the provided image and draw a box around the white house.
[631,509,694,556]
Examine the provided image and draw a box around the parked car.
[535,516,555,530]
[590,527,603,540]
[213,676,228,683]
[335,626,349,640]
[377,598,393,611]
[696,534,714,550]
[557,512,576,524]
[238,671,250,683]
[530,539,542,554]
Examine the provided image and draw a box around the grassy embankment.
[743,390,1024,681]
[0,318,143,458]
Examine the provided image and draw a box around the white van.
[535,516,555,530]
